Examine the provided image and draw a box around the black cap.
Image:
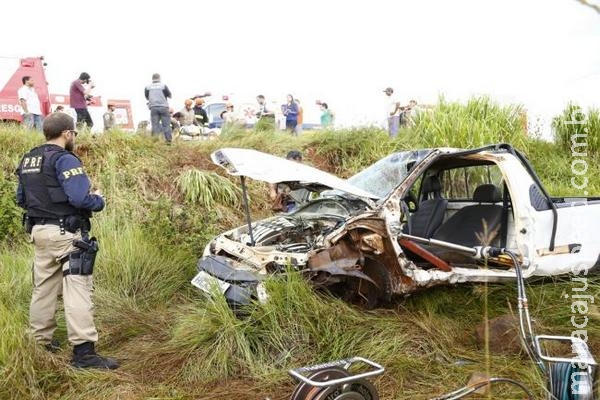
[79,72,91,81]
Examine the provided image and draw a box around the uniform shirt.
[103,110,116,130]
[145,82,172,108]
[17,150,104,212]
[193,106,208,125]
[17,85,42,115]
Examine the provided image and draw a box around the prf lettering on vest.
[23,156,42,168]
[21,156,43,174]
[63,167,84,179]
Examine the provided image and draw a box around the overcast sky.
[2,0,599,134]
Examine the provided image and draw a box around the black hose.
[504,250,546,372]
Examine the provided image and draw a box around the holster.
[23,213,33,234]
[63,237,99,276]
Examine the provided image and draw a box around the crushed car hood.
[211,148,379,199]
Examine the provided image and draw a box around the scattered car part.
[192,255,262,309]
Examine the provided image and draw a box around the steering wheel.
[402,190,418,213]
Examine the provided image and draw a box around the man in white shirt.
[383,87,401,137]
[18,76,44,131]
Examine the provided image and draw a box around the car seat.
[405,175,447,238]
[432,183,503,247]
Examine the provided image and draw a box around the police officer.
[15,112,118,369]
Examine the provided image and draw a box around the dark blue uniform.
[16,144,104,216]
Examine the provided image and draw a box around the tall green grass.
[553,103,600,155]
[0,249,71,399]
[176,168,240,208]
[408,96,529,151]
[525,139,600,196]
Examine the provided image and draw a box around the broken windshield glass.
[345,150,432,198]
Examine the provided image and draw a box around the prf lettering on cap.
[21,156,43,174]
[62,167,84,179]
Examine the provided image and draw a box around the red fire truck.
[0,56,133,130]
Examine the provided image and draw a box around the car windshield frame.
[343,149,432,199]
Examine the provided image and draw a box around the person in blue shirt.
[15,112,118,370]
[282,94,299,132]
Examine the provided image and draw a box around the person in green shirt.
[319,102,334,128]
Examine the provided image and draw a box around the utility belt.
[24,213,98,277]
[25,214,91,235]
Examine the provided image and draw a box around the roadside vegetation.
[0,97,598,399]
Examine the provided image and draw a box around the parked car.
[192,145,600,309]
[202,98,257,130]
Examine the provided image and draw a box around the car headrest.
[473,184,502,203]
[422,175,442,194]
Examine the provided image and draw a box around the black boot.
[71,342,119,370]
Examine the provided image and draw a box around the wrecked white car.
[192,145,600,308]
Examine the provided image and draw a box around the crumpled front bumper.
[194,255,263,307]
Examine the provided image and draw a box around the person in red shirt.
[69,72,94,129]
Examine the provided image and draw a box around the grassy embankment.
[0,97,598,399]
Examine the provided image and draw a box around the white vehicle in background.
[200,94,259,134]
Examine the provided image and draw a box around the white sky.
[2,0,599,135]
